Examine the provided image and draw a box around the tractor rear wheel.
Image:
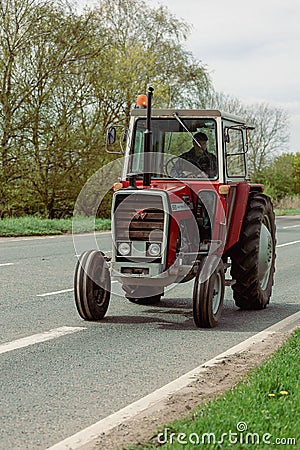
[230,192,276,310]
[74,250,111,320]
[193,256,225,328]
[122,285,161,305]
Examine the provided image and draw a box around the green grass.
[0,207,299,237]
[0,216,111,237]
[126,329,300,449]
[274,208,300,216]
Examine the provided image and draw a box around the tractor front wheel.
[74,250,111,320]
[230,192,276,310]
[193,257,225,328]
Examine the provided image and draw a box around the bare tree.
[245,103,289,175]
[0,0,106,217]
[0,0,45,214]
[206,91,290,177]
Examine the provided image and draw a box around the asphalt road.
[0,216,299,449]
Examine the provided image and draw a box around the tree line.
[255,152,300,203]
[0,0,295,218]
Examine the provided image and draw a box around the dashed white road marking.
[0,262,14,267]
[38,237,299,298]
[281,224,300,229]
[0,326,86,355]
[0,231,111,244]
[37,288,74,297]
[37,281,118,297]
[277,240,300,248]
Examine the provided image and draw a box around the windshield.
[129,118,218,179]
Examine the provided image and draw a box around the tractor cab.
[122,107,250,184]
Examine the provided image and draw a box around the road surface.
[0,216,299,449]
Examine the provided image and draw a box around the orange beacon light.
[136,94,147,108]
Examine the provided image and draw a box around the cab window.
[131,118,218,179]
[225,128,246,178]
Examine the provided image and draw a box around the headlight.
[117,242,131,256]
[147,242,161,257]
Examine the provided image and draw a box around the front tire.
[74,250,111,320]
[230,192,276,310]
[193,257,225,328]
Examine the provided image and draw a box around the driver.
[171,132,217,178]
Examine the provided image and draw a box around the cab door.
[222,122,249,250]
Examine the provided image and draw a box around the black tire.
[74,250,111,320]
[230,192,276,310]
[193,256,225,328]
[122,284,161,305]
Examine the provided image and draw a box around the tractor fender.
[224,183,263,251]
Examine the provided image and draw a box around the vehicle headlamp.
[147,243,161,257]
[117,242,131,256]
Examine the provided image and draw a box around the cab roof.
[131,108,246,125]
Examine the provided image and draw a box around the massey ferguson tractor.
[74,87,276,328]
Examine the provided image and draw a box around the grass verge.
[0,216,111,237]
[274,208,300,216]
[127,329,299,449]
[0,208,299,237]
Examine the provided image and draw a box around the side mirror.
[106,127,116,145]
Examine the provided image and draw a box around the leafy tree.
[3,0,292,219]
[0,0,212,217]
[256,153,297,201]
[90,0,212,120]
[19,3,107,217]
[0,0,109,217]
[293,152,300,194]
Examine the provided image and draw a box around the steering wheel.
[165,156,181,177]
[165,156,206,179]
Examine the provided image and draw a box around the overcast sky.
[77,0,300,153]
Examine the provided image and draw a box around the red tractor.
[74,88,276,328]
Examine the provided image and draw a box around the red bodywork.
[119,178,263,270]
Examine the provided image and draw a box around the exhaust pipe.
[143,86,154,187]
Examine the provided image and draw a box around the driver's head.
[193,132,208,151]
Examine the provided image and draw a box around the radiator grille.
[113,193,165,242]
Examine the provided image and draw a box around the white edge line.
[0,326,86,355]
[0,262,14,267]
[277,240,300,248]
[46,311,300,450]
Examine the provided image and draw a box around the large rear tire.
[230,192,276,310]
[193,256,225,328]
[74,250,111,320]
